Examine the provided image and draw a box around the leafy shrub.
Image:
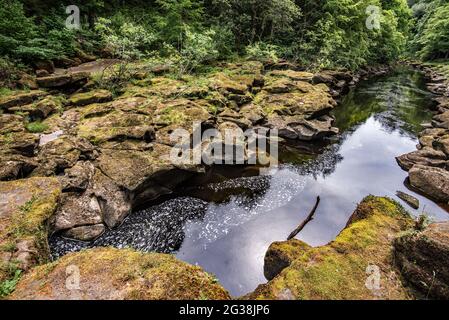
[178,27,219,74]
[0,269,21,298]
[95,17,157,60]
[245,42,280,62]
[26,121,49,133]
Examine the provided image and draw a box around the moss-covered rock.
[68,90,113,107]
[248,196,414,300]
[10,247,230,300]
[0,177,61,287]
[0,90,48,111]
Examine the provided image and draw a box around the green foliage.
[95,16,157,60]
[409,0,449,60]
[245,42,280,62]
[25,121,49,133]
[178,27,219,74]
[0,268,21,298]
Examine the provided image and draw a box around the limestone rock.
[264,239,311,281]
[409,165,449,202]
[396,191,420,210]
[52,192,103,232]
[0,177,61,283]
[10,247,230,300]
[37,72,89,88]
[396,147,447,171]
[394,222,449,299]
[62,224,105,242]
[248,196,413,300]
[68,89,113,107]
[0,90,48,110]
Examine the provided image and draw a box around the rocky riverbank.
[1,57,433,300]
[396,62,449,206]
[0,59,383,244]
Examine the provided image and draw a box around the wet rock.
[13,240,38,271]
[255,81,335,120]
[62,224,105,242]
[35,69,49,78]
[292,116,339,141]
[53,192,103,233]
[396,147,447,171]
[394,222,449,299]
[218,108,252,129]
[68,89,113,107]
[396,191,420,209]
[409,165,449,202]
[0,177,61,283]
[96,144,178,192]
[434,135,449,156]
[0,90,48,110]
[264,239,311,281]
[249,196,413,300]
[39,130,64,146]
[10,247,230,300]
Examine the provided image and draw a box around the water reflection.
[50,66,448,297]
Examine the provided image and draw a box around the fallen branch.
[287,196,321,241]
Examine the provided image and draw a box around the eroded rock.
[409,165,449,202]
[394,222,449,299]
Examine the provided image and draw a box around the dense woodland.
[0,0,448,86]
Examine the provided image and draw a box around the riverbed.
[50,66,449,297]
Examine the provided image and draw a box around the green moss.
[11,248,231,300]
[25,121,48,133]
[0,178,61,291]
[249,196,414,300]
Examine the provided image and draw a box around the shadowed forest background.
[1,0,449,90]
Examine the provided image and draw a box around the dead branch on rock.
[287,196,321,241]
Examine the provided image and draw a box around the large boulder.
[10,247,231,300]
[394,222,449,299]
[248,196,414,300]
[409,165,449,202]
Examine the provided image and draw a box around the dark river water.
[50,66,449,297]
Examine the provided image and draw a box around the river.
[50,66,449,297]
